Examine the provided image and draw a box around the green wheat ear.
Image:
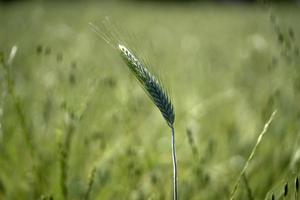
[89,21,178,200]
[118,44,175,127]
[118,44,178,200]
[117,44,178,200]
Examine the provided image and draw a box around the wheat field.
[0,1,300,199]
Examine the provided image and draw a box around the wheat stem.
[117,44,178,198]
[295,176,299,200]
[84,167,96,200]
[90,23,178,199]
[242,174,254,200]
[59,112,75,200]
[230,110,277,200]
[1,46,35,158]
[171,125,178,200]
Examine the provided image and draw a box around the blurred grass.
[0,1,300,200]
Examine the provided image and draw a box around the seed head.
[118,44,175,127]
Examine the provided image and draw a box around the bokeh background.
[0,0,300,199]
[1,0,299,2]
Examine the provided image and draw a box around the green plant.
[230,110,277,200]
[118,44,177,199]
[90,22,178,200]
[84,167,96,200]
[0,46,34,157]
[59,111,75,200]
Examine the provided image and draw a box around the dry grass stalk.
[230,110,277,200]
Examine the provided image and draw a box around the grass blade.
[230,110,277,200]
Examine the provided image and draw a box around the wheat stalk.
[118,44,177,199]
[59,111,76,200]
[296,176,299,200]
[230,110,277,200]
[119,44,178,199]
[1,46,35,157]
[84,167,96,200]
[89,22,178,200]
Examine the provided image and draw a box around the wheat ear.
[118,44,178,200]
[118,45,175,127]
[89,21,178,199]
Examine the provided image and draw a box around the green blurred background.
[0,0,299,3]
[0,0,300,200]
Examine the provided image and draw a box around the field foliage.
[0,2,300,199]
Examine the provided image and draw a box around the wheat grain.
[118,44,175,127]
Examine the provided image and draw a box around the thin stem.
[295,176,299,200]
[171,125,178,200]
[84,167,96,200]
[242,174,254,200]
[230,110,277,200]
